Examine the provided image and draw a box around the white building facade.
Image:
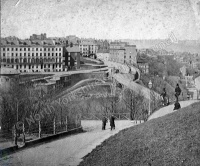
[0,39,64,73]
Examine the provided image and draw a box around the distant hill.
[122,39,200,54]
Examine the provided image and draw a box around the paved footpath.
[0,120,138,166]
[148,100,199,120]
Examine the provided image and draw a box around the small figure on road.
[110,115,115,130]
[187,92,190,100]
[102,116,108,130]
[173,100,181,110]
[175,84,181,101]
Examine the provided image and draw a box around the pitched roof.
[66,46,80,52]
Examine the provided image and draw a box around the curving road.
[0,121,137,166]
[113,73,160,100]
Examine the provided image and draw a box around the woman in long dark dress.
[110,115,115,130]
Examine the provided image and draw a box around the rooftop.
[79,41,97,45]
[66,46,80,52]
[0,38,63,47]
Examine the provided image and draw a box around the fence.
[6,115,82,145]
[81,113,131,120]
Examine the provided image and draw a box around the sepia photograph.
[0,0,200,165]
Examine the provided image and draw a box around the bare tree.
[122,89,146,120]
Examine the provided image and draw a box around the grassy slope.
[79,102,200,166]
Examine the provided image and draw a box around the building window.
[36,53,38,56]
[12,53,14,56]
[36,48,38,51]
[3,53,5,57]
[56,53,58,56]
[48,48,50,51]
[44,53,46,56]
[44,48,46,51]
[40,48,42,51]
[28,53,30,56]
[48,53,50,56]
[20,48,22,51]
[24,48,26,51]
[12,48,14,51]
[20,53,22,56]
[59,53,61,56]
[59,48,61,51]
[7,48,9,51]
[3,48,5,51]
[52,48,54,51]
[32,48,34,51]
[32,53,34,56]
[24,53,26,56]
[40,53,42,56]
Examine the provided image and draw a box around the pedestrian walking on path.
[102,116,108,130]
[110,115,115,130]
[187,92,190,100]
[175,84,181,101]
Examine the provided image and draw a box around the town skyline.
[1,0,200,40]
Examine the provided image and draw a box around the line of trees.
[0,82,79,141]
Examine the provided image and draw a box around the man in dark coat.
[110,115,115,130]
[102,116,107,130]
[175,84,181,101]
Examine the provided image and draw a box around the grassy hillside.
[79,102,200,166]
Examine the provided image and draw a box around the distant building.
[30,33,47,40]
[66,35,80,46]
[96,50,110,62]
[109,42,137,65]
[0,37,78,73]
[137,56,149,74]
[96,40,110,50]
[65,46,81,70]
[79,41,98,57]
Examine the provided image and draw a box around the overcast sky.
[1,0,200,40]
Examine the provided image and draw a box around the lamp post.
[148,80,153,116]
